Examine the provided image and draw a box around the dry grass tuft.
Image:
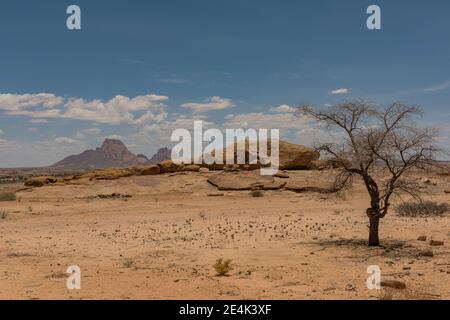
[396,201,450,217]
[0,192,16,202]
[213,258,233,276]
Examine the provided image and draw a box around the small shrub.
[396,201,450,217]
[1,210,8,219]
[0,192,16,202]
[122,259,134,268]
[213,258,233,276]
[250,190,264,198]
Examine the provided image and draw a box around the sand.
[0,170,449,300]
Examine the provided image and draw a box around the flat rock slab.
[284,171,337,193]
[207,171,286,191]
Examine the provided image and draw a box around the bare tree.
[299,101,440,246]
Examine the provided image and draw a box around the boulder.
[285,171,338,193]
[429,240,444,246]
[183,164,201,172]
[277,141,320,170]
[207,171,286,191]
[24,176,58,187]
[273,171,289,179]
[158,160,184,173]
[202,139,319,171]
[306,159,330,170]
[139,164,161,176]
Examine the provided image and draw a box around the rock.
[284,171,339,193]
[158,160,184,173]
[207,171,286,191]
[285,185,337,194]
[306,159,329,170]
[276,141,320,170]
[199,167,210,173]
[420,177,438,186]
[417,250,434,257]
[202,140,319,170]
[224,164,240,172]
[88,168,135,180]
[273,171,289,179]
[444,190,450,194]
[138,164,161,175]
[381,280,406,290]
[24,176,58,187]
[417,236,427,241]
[183,165,200,172]
[430,240,444,246]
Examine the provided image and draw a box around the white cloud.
[269,104,297,113]
[181,96,234,113]
[63,94,168,124]
[403,80,450,94]
[54,137,79,145]
[0,93,63,111]
[224,112,310,129]
[329,88,350,95]
[104,134,123,140]
[0,93,169,125]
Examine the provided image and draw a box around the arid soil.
[0,170,449,300]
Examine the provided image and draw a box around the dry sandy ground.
[0,170,449,300]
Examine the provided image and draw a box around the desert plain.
[0,168,449,300]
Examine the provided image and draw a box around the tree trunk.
[368,215,380,247]
[366,207,380,246]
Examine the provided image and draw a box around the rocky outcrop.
[137,165,161,176]
[24,176,58,187]
[207,171,287,191]
[158,160,184,173]
[52,139,148,169]
[201,140,320,170]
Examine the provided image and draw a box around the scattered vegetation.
[213,258,233,276]
[396,201,450,217]
[300,102,440,246]
[122,259,135,268]
[0,192,16,202]
[1,210,9,219]
[250,190,264,198]
[46,271,67,279]
[6,252,32,258]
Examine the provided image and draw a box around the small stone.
[274,171,290,179]
[418,250,434,257]
[430,240,444,246]
[345,283,356,291]
[417,236,427,241]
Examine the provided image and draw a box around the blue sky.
[1,0,450,167]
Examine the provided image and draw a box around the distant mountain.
[52,139,149,169]
[148,147,171,164]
